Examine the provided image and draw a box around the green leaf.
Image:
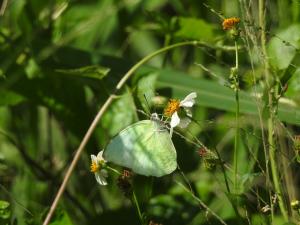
[0,200,11,221]
[285,68,300,103]
[251,214,268,225]
[239,173,262,193]
[268,24,300,70]
[134,72,158,113]
[101,89,138,138]
[155,68,300,125]
[56,65,110,80]
[49,209,73,225]
[174,17,218,42]
[0,90,26,106]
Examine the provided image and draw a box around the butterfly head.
[150,113,160,121]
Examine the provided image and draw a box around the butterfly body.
[104,114,177,177]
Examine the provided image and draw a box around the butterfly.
[103,113,177,177]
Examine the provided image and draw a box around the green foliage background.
[0,0,300,224]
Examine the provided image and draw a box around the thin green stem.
[106,165,121,175]
[175,180,228,225]
[259,0,288,221]
[215,149,231,194]
[235,41,239,70]
[42,40,204,225]
[233,41,240,194]
[107,165,143,224]
[215,148,242,219]
[116,41,201,90]
[132,191,144,225]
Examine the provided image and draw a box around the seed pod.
[117,170,133,197]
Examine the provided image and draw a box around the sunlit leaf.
[268,24,300,70]
[0,200,11,225]
[134,72,158,114]
[174,17,218,42]
[101,89,138,138]
[56,65,110,80]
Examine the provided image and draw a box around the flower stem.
[106,165,121,175]
[132,190,144,225]
[42,40,207,225]
[233,41,240,194]
[258,0,288,221]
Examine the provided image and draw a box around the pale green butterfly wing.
[103,120,177,177]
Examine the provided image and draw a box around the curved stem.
[42,40,203,225]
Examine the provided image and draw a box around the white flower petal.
[95,171,108,186]
[180,92,197,108]
[178,117,191,128]
[91,154,97,163]
[185,108,192,117]
[97,150,106,162]
[170,112,180,128]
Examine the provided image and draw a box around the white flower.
[164,92,197,129]
[90,150,108,185]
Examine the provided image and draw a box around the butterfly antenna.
[172,129,202,149]
[136,109,149,118]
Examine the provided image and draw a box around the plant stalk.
[233,41,240,194]
[132,191,144,225]
[258,0,288,221]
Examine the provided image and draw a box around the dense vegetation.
[0,0,300,224]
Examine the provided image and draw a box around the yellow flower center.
[164,99,180,117]
[222,17,240,30]
[90,162,100,173]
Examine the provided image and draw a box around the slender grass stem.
[106,165,121,175]
[42,40,208,225]
[233,41,240,194]
[258,0,288,221]
[175,180,228,225]
[132,191,144,225]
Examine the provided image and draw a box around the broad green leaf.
[155,68,300,125]
[56,65,110,80]
[101,89,138,138]
[134,72,158,113]
[174,17,218,42]
[268,24,300,70]
[285,68,300,103]
[0,90,26,106]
